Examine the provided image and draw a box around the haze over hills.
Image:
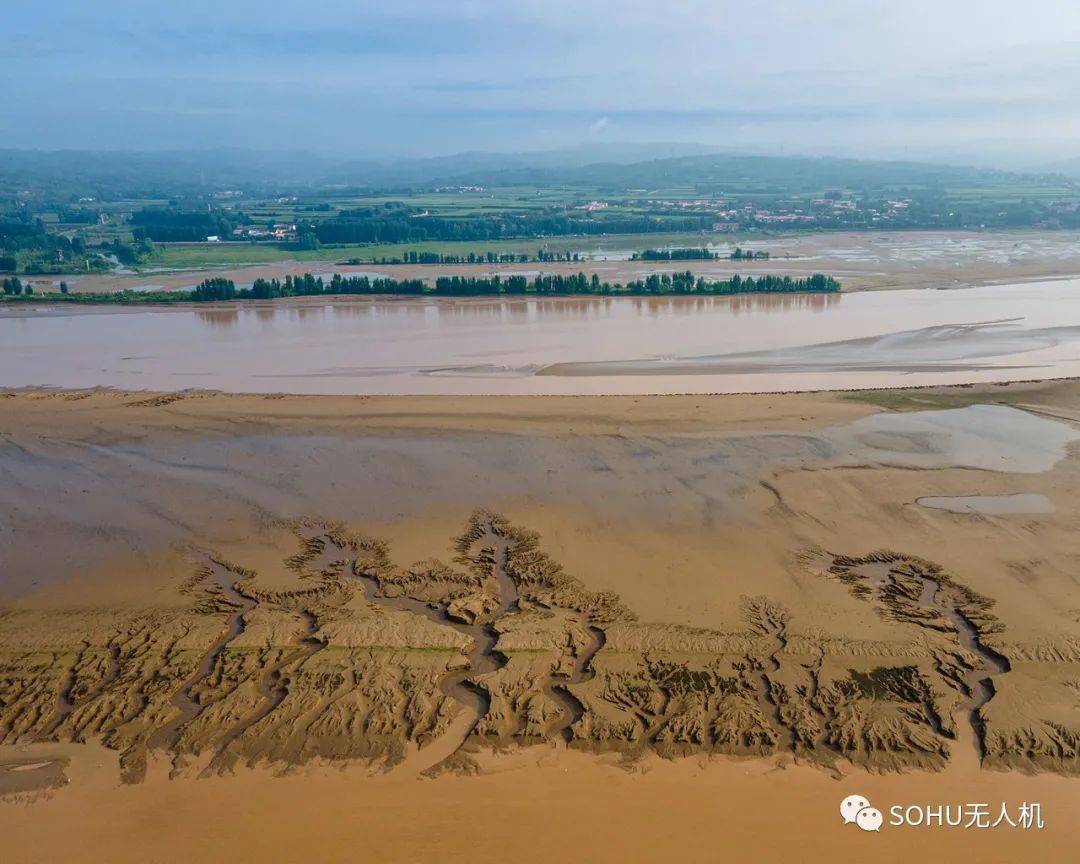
[331,142,726,187]
[433,153,1047,193]
[0,143,725,196]
[1042,157,1080,180]
[1,144,1071,200]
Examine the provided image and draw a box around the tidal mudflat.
[2,379,1080,861]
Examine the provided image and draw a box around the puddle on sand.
[0,755,69,796]
[916,493,1054,514]
[829,405,1080,473]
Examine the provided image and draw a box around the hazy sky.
[5,1,1080,165]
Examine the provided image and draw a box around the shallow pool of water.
[830,404,1080,473]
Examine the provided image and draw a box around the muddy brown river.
[3,280,1080,394]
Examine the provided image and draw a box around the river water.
[3,280,1080,395]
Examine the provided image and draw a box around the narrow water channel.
[858,562,1011,758]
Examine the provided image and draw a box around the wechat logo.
[840,794,883,832]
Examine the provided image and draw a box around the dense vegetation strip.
[341,248,592,265]
[630,247,770,261]
[2,271,839,304]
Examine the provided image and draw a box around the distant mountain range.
[0,143,724,195]
[1041,157,1080,179]
[329,142,728,187]
[0,143,1073,199]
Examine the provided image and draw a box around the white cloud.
[588,116,610,137]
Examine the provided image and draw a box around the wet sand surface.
[3,381,1080,860]
[6,279,1080,394]
[2,741,1080,864]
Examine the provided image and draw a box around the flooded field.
[3,280,1080,394]
[18,230,1080,299]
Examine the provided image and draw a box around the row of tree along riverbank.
[1,271,840,305]
[210,270,839,299]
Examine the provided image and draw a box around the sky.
[4,0,1080,167]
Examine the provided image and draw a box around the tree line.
[730,247,770,260]
[245,274,426,298]
[314,207,712,245]
[131,209,236,243]
[128,202,714,249]
[4,271,840,305]
[202,271,839,300]
[343,249,590,265]
[631,247,771,261]
[345,251,530,265]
